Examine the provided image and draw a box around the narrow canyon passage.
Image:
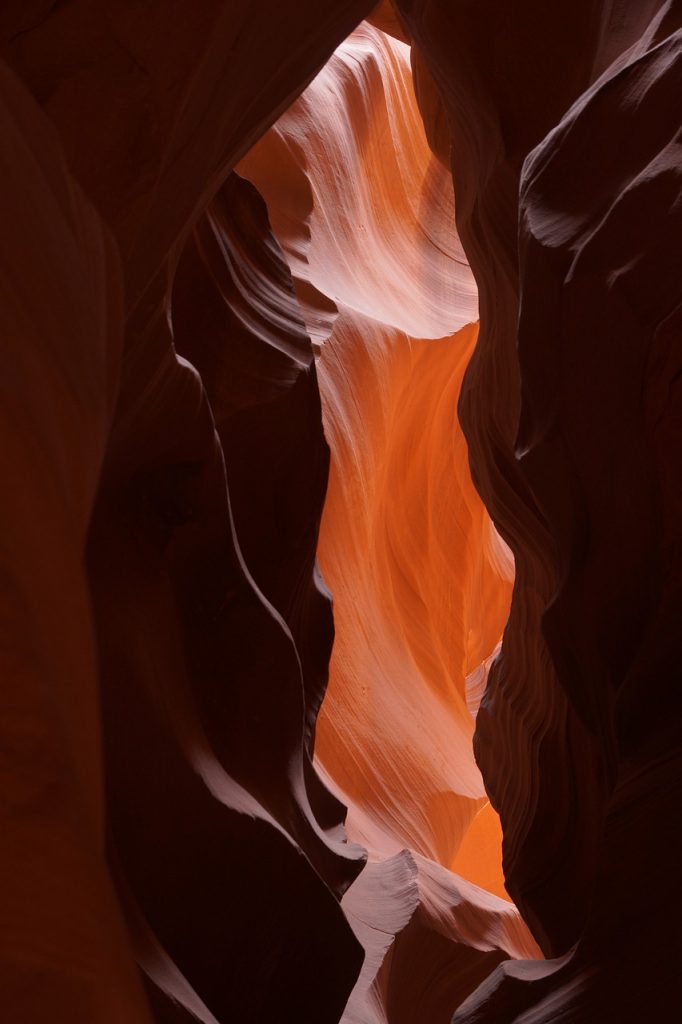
[0,2,680,1023]
[241,21,511,895]
[239,21,539,1018]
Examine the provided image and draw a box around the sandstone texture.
[0,2,680,1022]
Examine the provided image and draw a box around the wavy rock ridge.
[0,2,680,1022]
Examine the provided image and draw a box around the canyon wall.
[0,4,372,1021]
[0,2,680,1022]
[393,0,682,1019]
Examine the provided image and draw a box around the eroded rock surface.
[0,2,680,1022]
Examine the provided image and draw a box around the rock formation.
[241,25,539,1019]
[239,21,507,885]
[393,1,682,1019]
[0,1,680,1022]
[1,4,372,1020]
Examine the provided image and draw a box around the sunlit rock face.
[241,21,509,884]
[240,22,540,1020]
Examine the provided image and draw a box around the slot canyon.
[0,2,680,1022]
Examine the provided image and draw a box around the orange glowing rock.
[240,28,538,1010]
[315,320,510,870]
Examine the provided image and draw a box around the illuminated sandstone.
[241,25,540,1019]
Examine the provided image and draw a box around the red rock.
[1,2,680,1021]
[0,60,151,1023]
